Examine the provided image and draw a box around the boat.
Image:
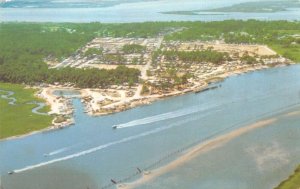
[8,171,14,175]
[195,84,221,94]
[112,125,118,129]
[110,179,117,184]
[208,85,219,90]
[195,87,209,93]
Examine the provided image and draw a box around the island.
[161,0,300,15]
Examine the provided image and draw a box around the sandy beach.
[283,110,300,117]
[119,118,277,189]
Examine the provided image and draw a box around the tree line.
[161,50,229,64]
[0,20,299,88]
[0,23,141,88]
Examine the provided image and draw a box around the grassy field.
[0,83,53,139]
[269,44,300,63]
[275,165,300,189]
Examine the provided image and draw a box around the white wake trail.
[116,84,300,129]
[13,114,209,174]
[46,148,69,156]
[116,104,215,129]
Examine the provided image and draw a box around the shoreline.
[81,62,292,117]
[118,118,278,189]
[0,62,293,142]
[118,107,300,189]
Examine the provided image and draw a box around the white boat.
[8,171,14,175]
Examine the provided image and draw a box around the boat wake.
[12,112,212,174]
[114,83,300,129]
[114,103,218,129]
[44,147,69,157]
[9,81,300,174]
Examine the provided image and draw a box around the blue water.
[138,112,300,189]
[1,65,300,189]
[0,0,154,8]
[1,0,300,22]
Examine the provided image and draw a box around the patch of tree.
[131,57,142,65]
[0,23,141,87]
[161,50,229,64]
[141,84,150,95]
[163,20,300,61]
[241,54,257,64]
[122,44,146,54]
[0,21,299,88]
[103,54,127,64]
[84,48,103,57]
[0,63,140,88]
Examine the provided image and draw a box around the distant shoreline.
[160,11,227,16]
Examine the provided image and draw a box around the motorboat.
[8,171,14,175]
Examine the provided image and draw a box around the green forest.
[0,20,299,88]
[161,50,229,64]
[164,20,300,61]
[122,44,146,54]
[0,23,141,88]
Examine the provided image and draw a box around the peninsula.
[0,20,299,139]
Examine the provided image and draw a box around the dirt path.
[134,37,163,99]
